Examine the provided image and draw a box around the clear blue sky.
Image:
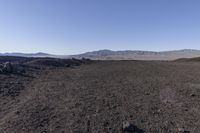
[0,0,200,55]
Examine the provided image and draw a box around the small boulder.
[2,62,13,73]
[190,93,195,97]
[122,121,135,132]
[178,127,190,133]
[122,121,144,133]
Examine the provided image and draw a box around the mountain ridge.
[71,49,200,60]
[1,49,200,60]
[0,52,53,57]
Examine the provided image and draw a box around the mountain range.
[1,49,200,60]
[71,49,200,60]
[0,52,53,58]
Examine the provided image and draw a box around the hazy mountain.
[0,52,54,58]
[71,49,200,60]
[2,49,200,60]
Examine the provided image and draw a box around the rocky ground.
[0,57,200,133]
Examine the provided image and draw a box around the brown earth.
[0,58,200,133]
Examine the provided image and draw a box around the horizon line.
[0,48,200,56]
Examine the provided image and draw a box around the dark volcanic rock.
[3,62,13,73]
[122,121,144,133]
[0,62,27,74]
[1,59,200,132]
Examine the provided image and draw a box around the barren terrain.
[0,57,200,133]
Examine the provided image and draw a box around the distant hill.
[175,57,200,62]
[2,49,200,60]
[0,52,54,58]
[71,49,200,60]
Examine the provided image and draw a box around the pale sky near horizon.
[0,0,200,55]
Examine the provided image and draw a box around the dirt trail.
[1,61,200,132]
